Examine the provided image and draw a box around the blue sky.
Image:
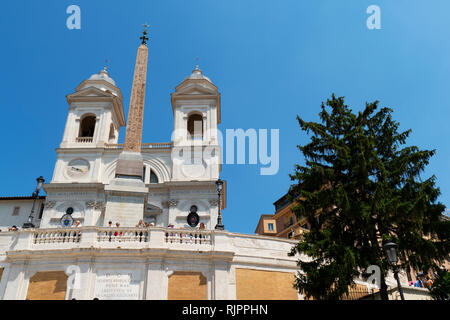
[0,0,449,234]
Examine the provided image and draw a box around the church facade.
[0,33,303,300]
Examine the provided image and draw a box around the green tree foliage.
[289,94,449,300]
[429,269,450,300]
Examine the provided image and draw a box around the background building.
[256,193,310,240]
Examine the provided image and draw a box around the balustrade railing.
[33,229,81,244]
[1,227,302,260]
[104,142,172,150]
[75,137,93,143]
[141,142,173,149]
[97,228,149,243]
[4,227,218,252]
[164,229,212,245]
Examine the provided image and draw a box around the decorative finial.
[104,59,109,72]
[140,23,150,45]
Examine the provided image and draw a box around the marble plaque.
[104,197,144,227]
[94,270,141,300]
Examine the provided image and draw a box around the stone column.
[145,259,165,300]
[212,262,229,300]
[2,263,26,300]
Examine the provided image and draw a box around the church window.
[187,113,203,139]
[108,124,115,142]
[150,170,159,184]
[79,115,96,137]
[12,206,20,216]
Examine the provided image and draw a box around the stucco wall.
[168,271,207,300]
[0,200,45,231]
[235,268,298,300]
[26,271,68,300]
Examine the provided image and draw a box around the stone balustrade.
[141,142,173,149]
[2,227,217,252]
[1,227,299,262]
[33,229,81,244]
[164,229,212,245]
[104,142,173,150]
[97,228,149,243]
[75,137,94,143]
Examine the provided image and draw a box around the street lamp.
[23,176,45,229]
[215,179,224,230]
[383,239,405,300]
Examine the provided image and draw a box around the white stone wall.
[0,199,45,231]
[0,228,301,300]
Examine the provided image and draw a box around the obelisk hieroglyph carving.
[115,26,149,179]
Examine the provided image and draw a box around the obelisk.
[115,27,149,178]
[104,26,150,227]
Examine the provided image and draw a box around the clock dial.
[66,159,90,178]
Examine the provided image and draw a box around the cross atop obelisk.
[115,26,149,178]
[140,23,149,44]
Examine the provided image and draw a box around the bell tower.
[50,68,125,185]
[170,65,221,181]
[60,68,125,149]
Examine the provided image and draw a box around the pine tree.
[429,269,450,300]
[289,94,450,300]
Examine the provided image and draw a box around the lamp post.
[23,176,45,229]
[215,179,224,230]
[383,239,405,300]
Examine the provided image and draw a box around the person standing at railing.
[135,219,145,240]
[136,219,145,228]
[114,222,123,237]
[72,220,82,242]
[198,223,206,244]
[107,221,113,242]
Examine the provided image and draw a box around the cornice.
[75,80,123,98]
[43,182,105,193]
[66,87,125,127]
[170,91,221,124]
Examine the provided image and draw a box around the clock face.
[66,159,90,178]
